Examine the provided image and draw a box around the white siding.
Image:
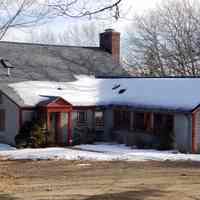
[174,114,192,153]
[0,94,19,145]
[195,110,200,152]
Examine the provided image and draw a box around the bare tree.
[27,21,106,46]
[0,0,123,40]
[48,0,123,19]
[124,0,200,76]
[0,0,50,40]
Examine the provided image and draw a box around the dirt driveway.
[0,160,200,200]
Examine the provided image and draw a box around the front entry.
[48,112,60,145]
[38,97,72,146]
[48,112,69,145]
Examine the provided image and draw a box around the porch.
[37,101,176,150]
[38,97,73,146]
[112,109,174,150]
[71,108,175,150]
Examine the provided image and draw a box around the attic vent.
[118,89,126,94]
[112,84,121,90]
[57,87,63,90]
[0,58,14,76]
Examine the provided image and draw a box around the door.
[48,112,64,145]
[47,112,70,145]
[48,112,57,144]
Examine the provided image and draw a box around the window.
[114,110,130,129]
[134,112,145,131]
[154,113,174,133]
[95,111,104,121]
[134,112,152,131]
[95,111,104,129]
[154,113,163,132]
[0,110,5,131]
[77,111,87,122]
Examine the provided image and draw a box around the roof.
[0,41,127,83]
[4,76,200,113]
[38,97,72,107]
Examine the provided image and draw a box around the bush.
[15,120,47,148]
[157,130,174,150]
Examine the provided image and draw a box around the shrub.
[15,119,47,148]
[157,130,174,150]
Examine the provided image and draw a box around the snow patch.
[0,143,200,162]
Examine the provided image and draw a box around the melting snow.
[1,143,200,161]
[8,76,200,111]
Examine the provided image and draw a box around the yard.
[0,144,200,199]
[1,160,200,200]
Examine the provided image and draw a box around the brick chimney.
[100,29,120,64]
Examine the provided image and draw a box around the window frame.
[94,111,104,129]
[77,111,87,122]
[133,112,145,131]
[133,112,152,132]
[114,109,131,129]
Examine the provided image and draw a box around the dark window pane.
[77,111,87,122]
[154,113,174,133]
[114,110,130,129]
[134,112,145,131]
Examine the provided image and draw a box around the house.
[0,29,126,145]
[1,75,200,153]
[0,29,199,153]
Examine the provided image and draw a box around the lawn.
[0,160,200,200]
[1,143,200,199]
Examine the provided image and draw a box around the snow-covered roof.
[7,76,200,112]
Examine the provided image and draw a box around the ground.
[1,160,200,200]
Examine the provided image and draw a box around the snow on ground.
[0,147,121,161]
[1,143,200,162]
